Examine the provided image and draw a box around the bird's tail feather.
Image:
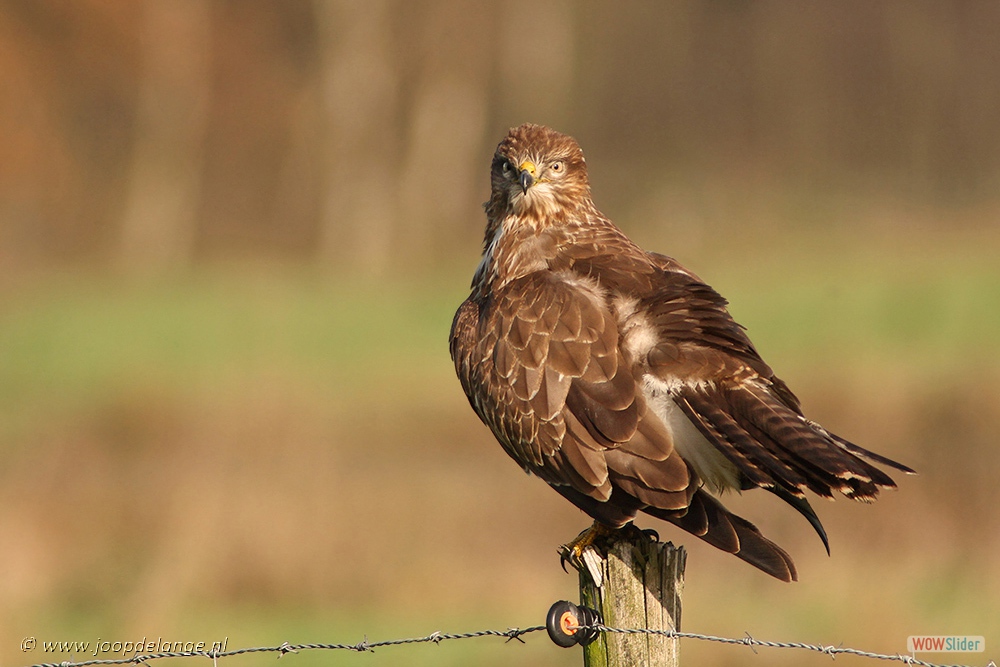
[767,484,829,555]
[821,426,917,475]
[643,490,797,582]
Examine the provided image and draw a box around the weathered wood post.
[569,534,686,667]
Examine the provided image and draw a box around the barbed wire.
[22,623,990,667]
[22,627,546,667]
[594,625,987,667]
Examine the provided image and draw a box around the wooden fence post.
[571,534,686,667]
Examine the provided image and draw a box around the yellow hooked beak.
[518,160,536,194]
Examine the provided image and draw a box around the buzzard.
[449,123,913,581]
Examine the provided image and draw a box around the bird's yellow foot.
[559,522,618,572]
[560,522,610,572]
[558,522,660,572]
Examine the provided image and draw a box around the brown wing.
[451,268,800,580]
[450,270,694,524]
[634,257,914,531]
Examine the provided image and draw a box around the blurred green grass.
[2,235,997,423]
[1,232,998,666]
[0,270,465,411]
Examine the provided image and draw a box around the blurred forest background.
[1,2,999,666]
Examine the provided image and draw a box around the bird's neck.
[472,214,540,299]
[472,202,607,300]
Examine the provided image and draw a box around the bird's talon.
[640,527,659,543]
[558,543,586,573]
[559,549,572,573]
[558,522,622,572]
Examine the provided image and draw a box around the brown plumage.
[449,123,914,581]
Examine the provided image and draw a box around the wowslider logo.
[907,636,985,653]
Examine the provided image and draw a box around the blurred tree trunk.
[496,0,576,127]
[313,0,400,276]
[119,0,211,273]
[395,1,493,263]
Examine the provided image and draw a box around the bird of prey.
[449,123,913,581]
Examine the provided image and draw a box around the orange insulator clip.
[545,600,602,648]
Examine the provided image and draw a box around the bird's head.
[485,123,591,223]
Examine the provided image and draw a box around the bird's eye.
[550,161,564,173]
[501,160,513,175]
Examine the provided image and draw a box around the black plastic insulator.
[545,600,603,648]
